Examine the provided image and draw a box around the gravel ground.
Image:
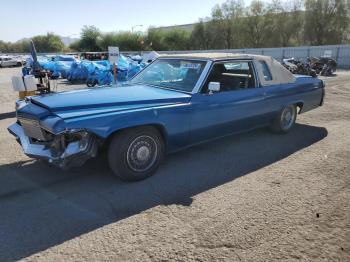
[0,67,349,261]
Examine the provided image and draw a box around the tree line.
[0,33,65,53]
[1,0,349,54]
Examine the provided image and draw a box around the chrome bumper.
[8,123,99,168]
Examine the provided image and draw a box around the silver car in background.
[0,56,23,67]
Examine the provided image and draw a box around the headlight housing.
[64,129,91,151]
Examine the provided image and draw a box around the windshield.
[130,59,207,92]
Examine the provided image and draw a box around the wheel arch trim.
[104,123,168,147]
[279,100,304,114]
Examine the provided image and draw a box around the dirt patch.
[0,67,349,261]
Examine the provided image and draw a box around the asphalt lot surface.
[0,67,349,261]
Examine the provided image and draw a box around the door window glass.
[203,61,256,93]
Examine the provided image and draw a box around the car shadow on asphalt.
[0,123,328,261]
[0,111,15,121]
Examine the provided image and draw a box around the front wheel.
[270,105,297,134]
[108,126,164,181]
[86,79,97,87]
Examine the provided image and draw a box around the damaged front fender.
[8,123,100,169]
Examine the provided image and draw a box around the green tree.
[162,29,191,50]
[304,0,349,45]
[346,0,350,43]
[146,28,167,50]
[211,0,244,49]
[146,28,190,51]
[242,0,275,48]
[0,40,10,53]
[190,20,210,50]
[70,25,101,51]
[31,33,64,52]
[267,0,304,47]
[12,40,31,53]
[98,32,145,51]
[3,0,350,53]
[0,39,31,53]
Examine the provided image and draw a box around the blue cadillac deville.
[8,53,325,181]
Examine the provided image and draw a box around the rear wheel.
[108,126,164,181]
[270,105,297,134]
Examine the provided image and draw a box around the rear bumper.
[8,123,99,169]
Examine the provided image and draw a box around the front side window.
[259,61,273,81]
[130,59,207,92]
[202,60,256,93]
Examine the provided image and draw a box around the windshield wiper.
[130,81,192,94]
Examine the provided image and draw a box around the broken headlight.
[64,129,91,150]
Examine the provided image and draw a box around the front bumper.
[8,123,99,169]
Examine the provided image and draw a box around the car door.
[10,59,17,66]
[190,60,267,144]
[3,58,12,67]
[3,58,9,67]
[1,58,7,67]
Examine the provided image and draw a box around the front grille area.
[18,117,48,141]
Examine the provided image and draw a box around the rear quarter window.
[259,61,273,81]
[224,62,249,70]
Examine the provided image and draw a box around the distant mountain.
[60,36,79,46]
[155,23,196,32]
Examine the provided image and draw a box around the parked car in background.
[0,56,22,67]
[8,53,325,181]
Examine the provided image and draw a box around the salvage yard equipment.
[282,56,337,77]
[11,75,37,99]
[11,40,52,98]
[81,52,109,61]
[27,40,51,94]
[282,58,317,77]
[308,56,337,76]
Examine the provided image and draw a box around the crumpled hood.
[30,85,191,120]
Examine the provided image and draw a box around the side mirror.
[208,82,220,94]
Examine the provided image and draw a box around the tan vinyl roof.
[160,52,266,60]
[160,52,296,86]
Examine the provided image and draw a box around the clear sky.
[1,0,233,42]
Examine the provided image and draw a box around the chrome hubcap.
[281,106,295,130]
[126,135,158,172]
[136,146,150,162]
[285,111,292,122]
